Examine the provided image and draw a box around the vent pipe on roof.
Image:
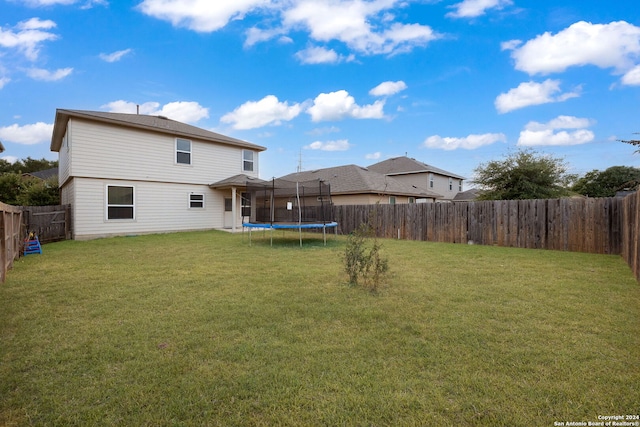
[136,104,139,115]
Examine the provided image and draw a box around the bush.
[343,222,389,292]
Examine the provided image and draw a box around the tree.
[572,166,640,197]
[473,149,572,200]
[0,173,25,205]
[0,157,58,174]
[619,133,640,152]
[17,177,60,206]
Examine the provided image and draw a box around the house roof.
[453,188,482,201]
[278,164,443,199]
[367,156,465,180]
[209,174,267,189]
[50,109,266,152]
[23,167,58,181]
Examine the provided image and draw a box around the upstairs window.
[449,177,453,191]
[429,173,434,188]
[243,150,254,172]
[459,180,463,192]
[107,185,134,220]
[189,193,204,208]
[176,138,192,165]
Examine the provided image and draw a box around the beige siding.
[59,130,71,185]
[332,194,434,205]
[392,173,462,201]
[71,178,225,240]
[68,118,259,184]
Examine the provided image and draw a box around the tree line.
[0,157,59,206]
[473,149,640,200]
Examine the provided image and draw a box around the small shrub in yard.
[343,222,389,292]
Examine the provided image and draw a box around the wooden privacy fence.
[1,202,24,283]
[334,197,623,255]
[21,204,71,243]
[621,191,640,280]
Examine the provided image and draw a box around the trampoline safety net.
[245,178,333,225]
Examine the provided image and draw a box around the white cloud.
[505,21,640,76]
[137,0,270,33]
[365,151,381,160]
[307,90,385,122]
[447,0,512,19]
[423,133,507,150]
[20,0,76,5]
[156,101,209,123]
[101,100,209,124]
[517,115,596,146]
[306,126,340,136]
[26,67,73,81]
[138,0,440,57]
[0,76,10,89]
[369,80,407,96]
[0,122,53,145]
[622,65,640,86]
[495,79,580,113]
[99,49,133,62]
[295,46,342,64]
[221,95,302,129]
[2,156,19,164]
[304,139,351,151]
[0,18,58,60]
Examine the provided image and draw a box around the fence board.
[1,202,24,283]
[334,196,629,258]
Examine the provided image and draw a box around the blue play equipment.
[24,233,42,255]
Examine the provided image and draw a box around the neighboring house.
[367,156,465,201]
[50,109,265,240]
[22,167,58,182]
[278,164,443,205]
[453,188,482,202]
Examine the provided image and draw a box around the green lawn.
[1,230,639,426]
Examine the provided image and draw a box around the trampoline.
[243,221,338,246]
[241,177,338,247]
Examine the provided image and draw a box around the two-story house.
[367,156,465,202]
[278,164,443,205]
[50,109,265,240]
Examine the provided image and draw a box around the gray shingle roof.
[24,167,58,181]
[50,109,266,152]
[368,156,465,180]
[279,164,443,198]
[210,174,267,188]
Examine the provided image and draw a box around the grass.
[1,229,639,426]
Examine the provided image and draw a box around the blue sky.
[1,0,639,184]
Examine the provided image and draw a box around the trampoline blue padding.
[243,221,338,230]
[242,222,339,246]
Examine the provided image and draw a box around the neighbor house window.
[243,150,254,172]
[459,180,463,192]
[389,196,396,205]
[449,178,453,191]
[176,138,192,165]
[107,185,134,220]
[429,173,434,188]
[189,193,204,208]
[408,197,415,203]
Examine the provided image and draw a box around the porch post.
[232,186,237,231]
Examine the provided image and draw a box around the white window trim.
[189,193,205,209]
[242,150,255,172]
[176,138,192,166]
[105,185,135,221]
